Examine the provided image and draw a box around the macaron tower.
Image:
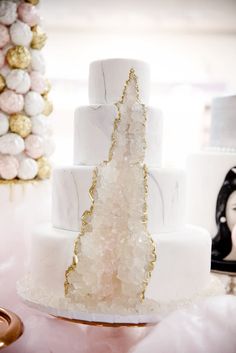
[0,0,53,181]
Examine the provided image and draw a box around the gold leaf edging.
[64,167,98,295]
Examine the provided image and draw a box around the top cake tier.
[210,95,236,150]
[89,58,150,104]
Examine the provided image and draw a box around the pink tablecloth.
[1,292,236,353]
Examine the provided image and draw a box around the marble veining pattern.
[101,61,107,103]
[149,171,165,224]
[70,171,80,226]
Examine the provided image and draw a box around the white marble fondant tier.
[52,166,185,234]
[29,225,77,296]
[28,223,211,303]
[74,105,163,167]
[89,59,150,104]
[210,95,236,150]
[186,150,236,237]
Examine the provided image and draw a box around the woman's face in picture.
[226,190,236,231]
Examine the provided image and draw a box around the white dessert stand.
[19,296,160,327]
[17,279,161,326]
[17,274,224,327]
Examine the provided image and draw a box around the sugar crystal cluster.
[65,69,156,311]
[0,0,53,181]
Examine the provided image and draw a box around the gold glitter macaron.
[43,95,53,116]
[25,0,40,5]
[31,26,47,50]
[9,114,32,138]
[0,74,6,93]
[37,157,51,179]
[6,46,31,69]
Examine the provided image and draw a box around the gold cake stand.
[56,316,153,327]
[0,307,24,349]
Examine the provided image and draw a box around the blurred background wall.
[41,0,236,166]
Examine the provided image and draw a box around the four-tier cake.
[19,59,222,322]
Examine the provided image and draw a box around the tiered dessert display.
[19,59,222,325]
[0,0,53,182]
[0,0,53,311]
[187,95,236,275]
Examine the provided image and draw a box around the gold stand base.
[57,316,154,327]
[0,307,24,349]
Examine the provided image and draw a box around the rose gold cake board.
[0,307,24,349]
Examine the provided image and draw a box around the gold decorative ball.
[31,26,47,50]
[9,114,32,138]
[6,46,31,69]
[25,0,40,4]
[42,79,51,96]
[0,74,6,93]
[43,96,53,116]
[37,157,51,179]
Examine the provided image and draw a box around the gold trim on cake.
[64,168,98,294]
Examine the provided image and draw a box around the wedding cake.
[20,59,219,320]
[187,95,236,273]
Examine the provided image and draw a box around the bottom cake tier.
[27,223,212,303]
